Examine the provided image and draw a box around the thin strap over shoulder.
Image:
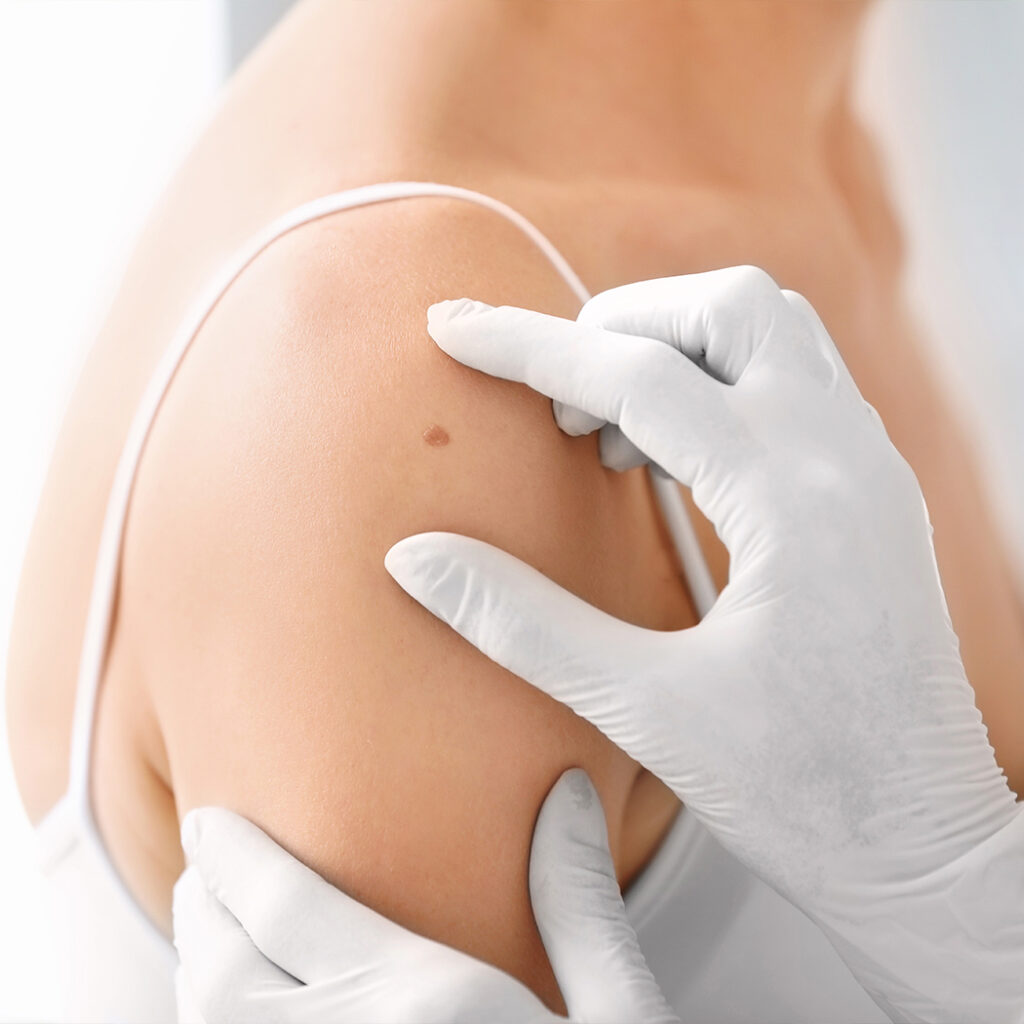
[65,178,715,843]
[64,181,595,815]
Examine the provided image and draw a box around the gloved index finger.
[182,807,419,986]
[426,298,737,488]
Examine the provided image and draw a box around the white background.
[0,1,1021,1020]
[0,3,224,1018]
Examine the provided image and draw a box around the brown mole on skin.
[422,424,450,448]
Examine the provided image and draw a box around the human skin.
[7,0,1024,1012]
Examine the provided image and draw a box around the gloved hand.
[378,266,1024,1024]
[172,768,679,1024]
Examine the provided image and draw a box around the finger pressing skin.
[426,299,734,485]
[173,866,296,1023]
[385,531,655,746]
[182,807,413,985]
[530,770,680,1024]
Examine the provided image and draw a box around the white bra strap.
[66,178,717,820]
[64,181,596,811]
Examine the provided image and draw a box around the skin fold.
[7,0,1023,1012]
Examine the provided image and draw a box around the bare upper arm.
[123,198,693,1007]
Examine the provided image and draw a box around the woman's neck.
[324,0,874,193]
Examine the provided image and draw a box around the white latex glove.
[378,266,1024,1024]
[172,768,678,1024]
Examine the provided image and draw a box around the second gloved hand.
[172,769,678,1024]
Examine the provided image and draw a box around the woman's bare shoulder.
[122,196,691,1008]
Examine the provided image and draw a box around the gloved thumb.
[530,770,680,1024]
[172,866,296,1023]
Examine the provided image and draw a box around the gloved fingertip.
[562,768,606,842]
[559,766,597,809]
[553,399,605,437]
[540,768,608,850]
[598,425,648,472]
[384,532,480,631]
[383,535,419,581]
[426,298,493,338]
[383,533,448,590]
